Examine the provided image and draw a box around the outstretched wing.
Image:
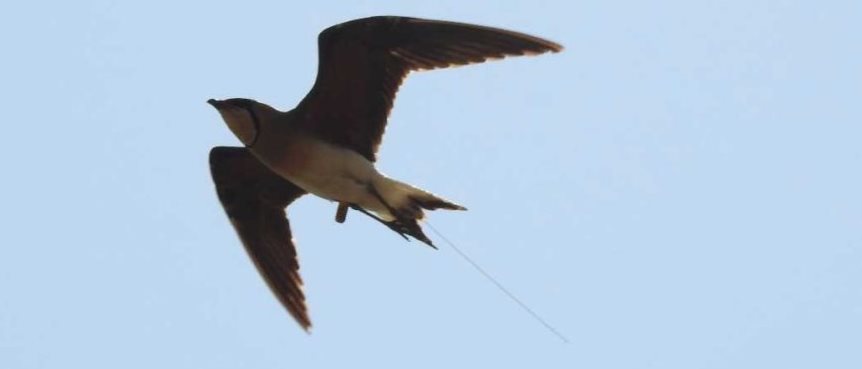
[209,146,311,330]
[296,16,563,161]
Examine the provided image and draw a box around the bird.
[208,16,562,331]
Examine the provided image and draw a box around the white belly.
[255,135,381,205]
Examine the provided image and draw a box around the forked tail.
[367,177,467,247]
[376,177,467,220]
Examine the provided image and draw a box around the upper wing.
[295,16,563,161]
[209,146,311,330]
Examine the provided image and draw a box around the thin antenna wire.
[425,221,569,343]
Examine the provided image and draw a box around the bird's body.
[250,115,423,221]
[263,132,380,211]
[254,119,376,204]
[207,15,561,331]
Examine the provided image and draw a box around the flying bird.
[208,16,561,331]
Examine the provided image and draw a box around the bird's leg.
[335,202,349,223]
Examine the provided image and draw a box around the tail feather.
[370,177,466,247]
[376,176,466,220]
[409,194,467,212]
[394,189,464,248]
[347,202,438,248]
[385,218,436,249]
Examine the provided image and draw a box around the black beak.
[207,99,221,108]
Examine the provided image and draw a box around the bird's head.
[207,98,278,147]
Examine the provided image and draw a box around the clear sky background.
[1,1,860,368]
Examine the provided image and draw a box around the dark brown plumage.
[209,147,310,330]
[209,16,561,331]
[296,16,563,161]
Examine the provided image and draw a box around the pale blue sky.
[1,1,860,368]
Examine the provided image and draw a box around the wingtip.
[526,41,564,56]
[550,43,564,53]
[295,316,313,333]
